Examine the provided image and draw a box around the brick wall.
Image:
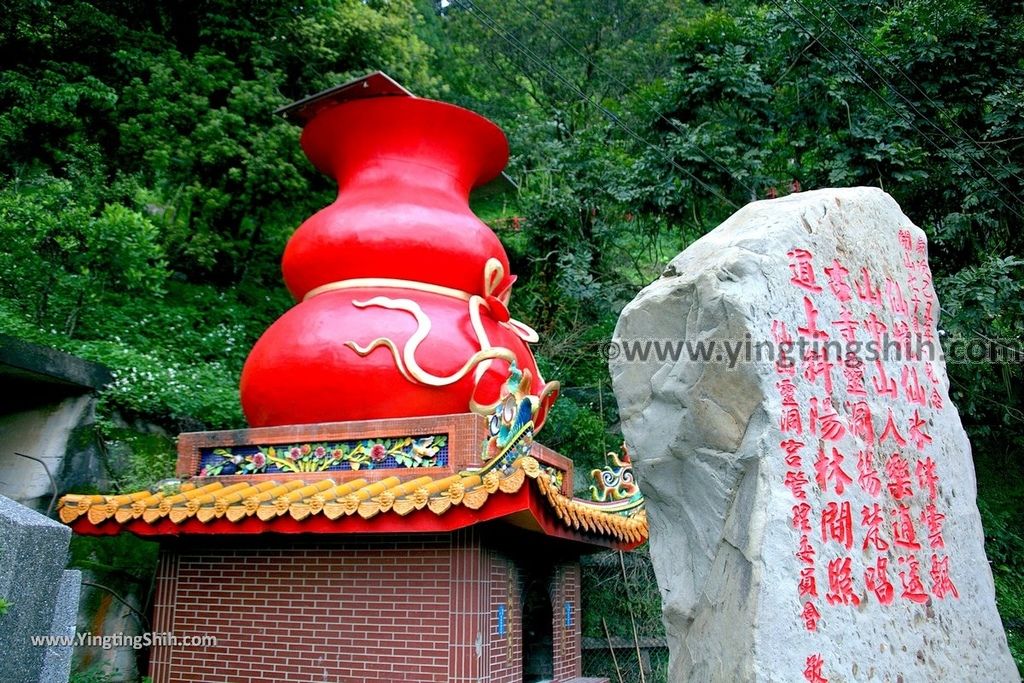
[448,528,489,683]
[151,536,452,683]
[150,531,584,683]
[487,553,521,683]
[552,561,582,681]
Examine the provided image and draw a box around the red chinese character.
[842,355,868,396]
[793,502,812,532]
[898,229,913,252]
[864,312,888,344]
[917,260,933,290]
[856,450,882,497]
[784,470,810,500]
[879,408,907,448]
[799,566,818,598]
[864,556,895,606]
[788,249,824,293]
[784,448,803,468]
[920,504,946,549]
[910,297,922,338]
[925,365,944,409]
[781,405,804,435]
[908,409,933,452]
[930,554,959,600]
[772,319,794,346]
[885,453,913,500]
[886,278,909,317]
[796,534,815,565]
[803,349,835,394]
[916,237,927,255]
[824,259,853,302]
[861,503,889,551]
[872,360,899,400]
[832,306,859,343]
[856,267,882,306]
[778,378,799,405]
[892,320,913,358]
[781,438,805,456]
[916,457,939,500]
[901,366,927,406]
[898,555,929,604]
[804,654,829,683]
[815,446,853,495]
[801,600,821,632]
[797,296,830,342]
[773,321,797,377]
[922,299,936,341]
[821,501,854,549]
[810,397,846,441]
[892,504,922,550]
[825,557,860,606]
[846,400,876,444]
[906,258,932,292]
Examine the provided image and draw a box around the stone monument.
[610,187,1018,681]
[0,494,80,683]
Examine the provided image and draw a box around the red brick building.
[62,408,646,682]
[59,74,648,682]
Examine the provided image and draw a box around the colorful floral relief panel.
[197,434,448,476]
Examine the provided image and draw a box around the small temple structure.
[58,73,647,683]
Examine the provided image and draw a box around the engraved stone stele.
[610,187,1018,682]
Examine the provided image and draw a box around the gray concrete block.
[0,495,76,683]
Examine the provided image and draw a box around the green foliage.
[70,534,160,583]
[0,0,439,431]
[0,597,10,616]
[96,428,178,494]
[69,669,117,683]
[977,454,1024,674]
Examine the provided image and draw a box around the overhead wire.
[790,0,1024,201]
[766,0,1024,223]
[815,0,1024,188]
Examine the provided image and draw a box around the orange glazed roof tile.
[58,456,648,549]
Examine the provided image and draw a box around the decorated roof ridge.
[57,454,648,545]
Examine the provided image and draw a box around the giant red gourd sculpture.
[240,75,558,429]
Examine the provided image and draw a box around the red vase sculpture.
[240,87,558,429]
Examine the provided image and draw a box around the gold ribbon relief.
[305,258,548,413]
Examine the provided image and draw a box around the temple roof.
[59,365,647,551]
[58,455,647,549]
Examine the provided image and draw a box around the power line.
[815,0,1024,188]
[454,0,743,210]
[506,0,757,198]
[790,0,1024,201]
[767,0,1024,223]
[779,0,1024,215]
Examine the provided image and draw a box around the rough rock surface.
[0,494,79,683]
[610,188,1017,682]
